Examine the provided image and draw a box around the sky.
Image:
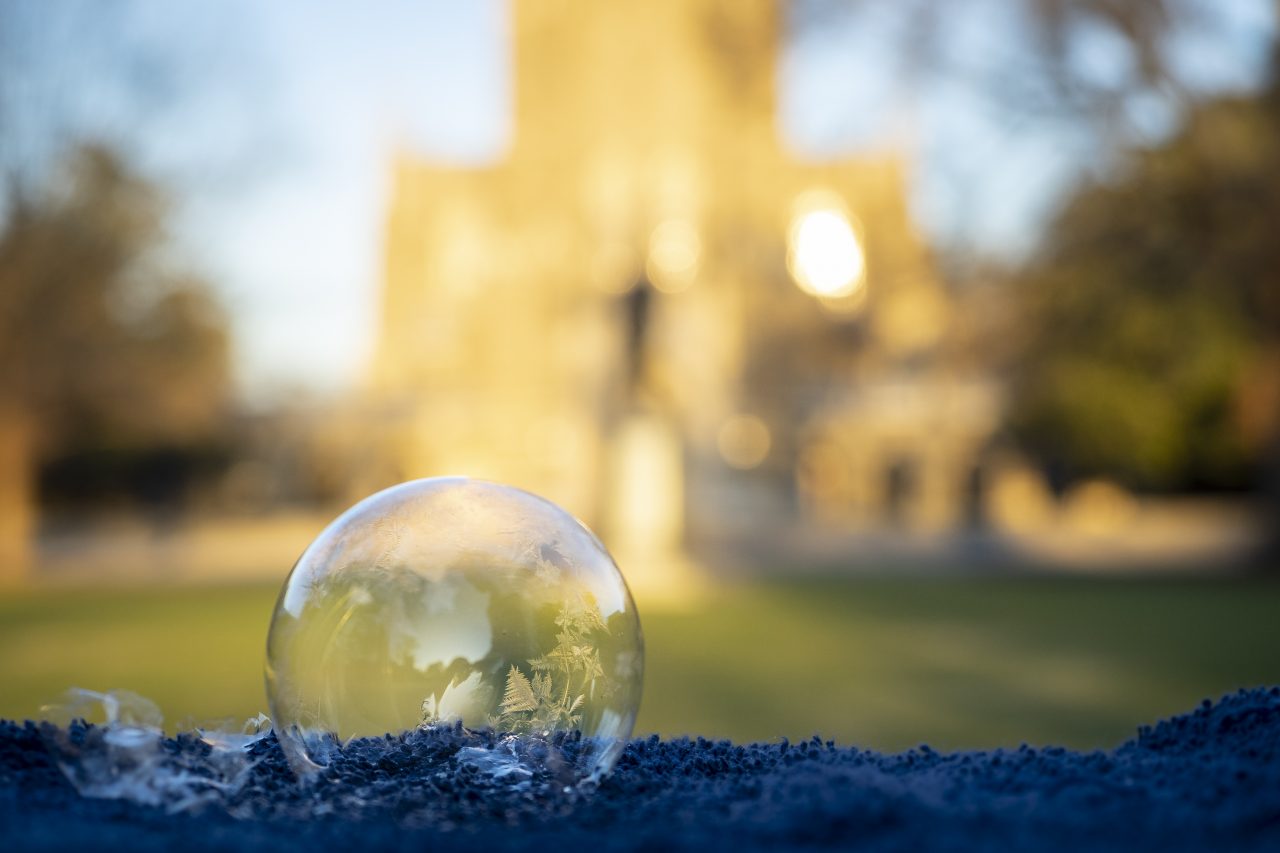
[2,0,1275,402]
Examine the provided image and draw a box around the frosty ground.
[3,688,1278,852]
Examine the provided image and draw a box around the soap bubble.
[265,477,644,785]
[39,688,269,812]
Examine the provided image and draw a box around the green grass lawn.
[2,576,1278,750]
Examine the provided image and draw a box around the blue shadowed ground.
[2,688,1278,852]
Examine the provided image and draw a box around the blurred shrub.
[0,145,232,541]
[1009,75,1280,492]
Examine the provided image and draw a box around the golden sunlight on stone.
[646,219,701,293]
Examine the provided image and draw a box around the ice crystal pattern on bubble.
[417,592,609,736]
[414,588,611,736]
[497,594,607,734]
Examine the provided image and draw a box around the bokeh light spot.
[646,219,701,293]
[787,202,865,299]
[717,414,772,470]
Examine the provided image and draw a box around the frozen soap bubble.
[265,477,644,785]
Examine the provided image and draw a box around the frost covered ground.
[3,688,1279,852]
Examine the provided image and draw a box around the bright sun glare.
[787,208,866,299]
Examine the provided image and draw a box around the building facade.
[371,0,999,553]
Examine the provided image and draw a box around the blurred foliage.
[0,145,232,510]
[801,0,1194,127]
[1008,60,1280,490]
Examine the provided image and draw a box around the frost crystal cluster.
[40,688,269,813]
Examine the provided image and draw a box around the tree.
[797,0,1273,149]
[1007,59,1280,493]
[0,144,232,582]
[792,0,1274,262]
[801,0,1185,111]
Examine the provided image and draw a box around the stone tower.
[372,0,990,548]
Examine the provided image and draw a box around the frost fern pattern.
[496,595,607,734]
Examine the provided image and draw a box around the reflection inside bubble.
[265,477,643,785]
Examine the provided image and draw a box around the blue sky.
[3,0,1275,401]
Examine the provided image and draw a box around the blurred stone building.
[370,0,1000,558]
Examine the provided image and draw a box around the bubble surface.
[265,477,644,784]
